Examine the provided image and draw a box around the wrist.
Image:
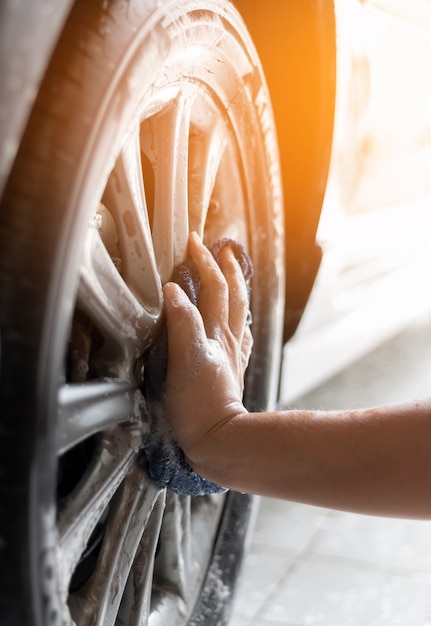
[184,404,249,487]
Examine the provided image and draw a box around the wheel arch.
[233,0,337,341]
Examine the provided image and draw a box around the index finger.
[188,232,229,337]
[163,281,208,371]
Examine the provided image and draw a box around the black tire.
[0,1,284,625]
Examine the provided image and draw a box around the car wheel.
[0,1,284,625]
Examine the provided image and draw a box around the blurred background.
[233,0,431,623]
[279,0,431,405]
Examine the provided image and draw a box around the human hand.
[162,232,252,472]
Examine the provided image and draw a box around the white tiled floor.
[231,312,431,625]
[232,499,431,625]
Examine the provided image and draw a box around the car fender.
[233,0,337,341]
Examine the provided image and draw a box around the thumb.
[163,282,207,368]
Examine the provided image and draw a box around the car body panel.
[235,0,337,342]
[366,0,431,29]
[280,0,431,403]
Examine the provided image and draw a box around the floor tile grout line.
[250,508,334,623]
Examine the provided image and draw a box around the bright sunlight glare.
[319,0,431,270]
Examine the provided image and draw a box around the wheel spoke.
[149,494,226,625]
[153,494,192,599]
[188,112,227,237]
[116,493,166,626]
[104,132,162,311]
[78,224,159,363]
[58,382,143,455]
[58,430,140,589]
[68,463,164,626]
[141,90,191,282]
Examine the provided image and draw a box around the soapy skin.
[163,232,431,520]
[163,232,251,456]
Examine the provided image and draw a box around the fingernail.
[189,231,202,245]
[163,282,181,302]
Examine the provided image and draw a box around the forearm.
[162,236,431,518]
[191,398,431,519]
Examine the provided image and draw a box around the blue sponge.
[143,239,253,496]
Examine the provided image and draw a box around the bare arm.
[163,233,431,519]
